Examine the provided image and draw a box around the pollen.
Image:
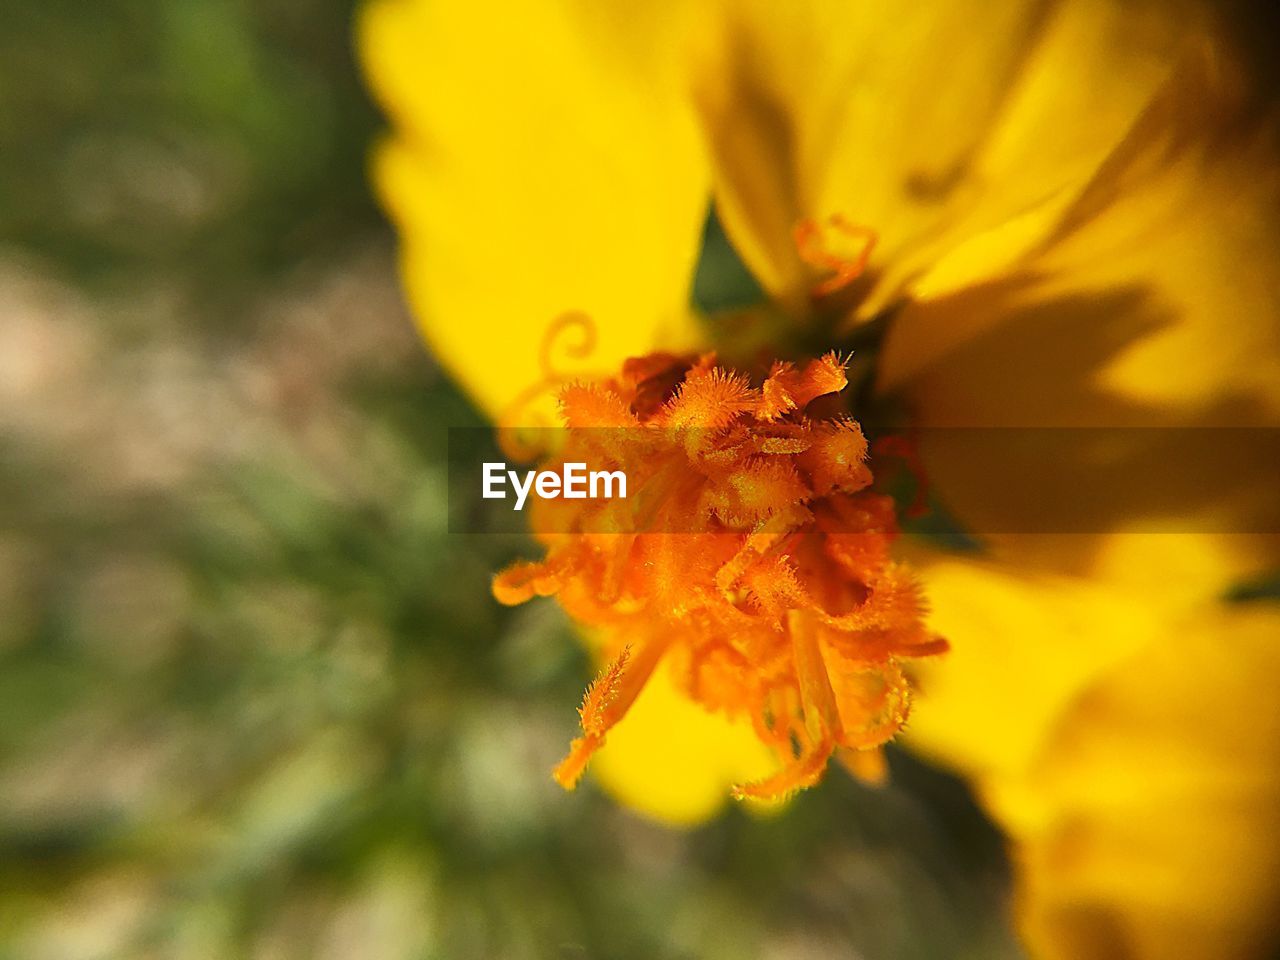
[492,352,947,801]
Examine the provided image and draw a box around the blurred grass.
[0,1,1022,958]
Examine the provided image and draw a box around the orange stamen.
[495,352,946,800]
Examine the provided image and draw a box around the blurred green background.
[0,2,1077,957]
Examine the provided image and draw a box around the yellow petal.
[359,0,712,419]
[906,534,1280,958]
[891,25,1233,311]
[1000,604,1280,960]
[1035,124,1280,424]
[589,661,780,827]
[871,43,1279,565]
[903,546,1150,780]
[905,533,1273,778]
[696,0,1201,317]
[877,42,1277,409]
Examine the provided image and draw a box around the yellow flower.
[359,0,1280,957]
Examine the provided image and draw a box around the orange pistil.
[493,352,947,800]
[794,215,878,298]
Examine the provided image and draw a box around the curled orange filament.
[794,214,878,298]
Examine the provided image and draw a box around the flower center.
[493,351,946,800]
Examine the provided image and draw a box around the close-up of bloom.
[361,0,1280,957]
[5,0,1280,955]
